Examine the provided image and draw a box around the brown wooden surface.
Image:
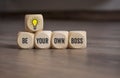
[0,17,120,78]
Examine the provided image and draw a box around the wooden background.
[0,15,120,78]
[0,0,120,77]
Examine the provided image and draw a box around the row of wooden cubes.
[17,31,87,49]
[17,14,87,49]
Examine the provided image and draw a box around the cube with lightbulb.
[25,14,43,32]
[17,14,87,49]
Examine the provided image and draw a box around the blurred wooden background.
[1,0,120,21]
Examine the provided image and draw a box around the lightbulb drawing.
[32,19,38,30]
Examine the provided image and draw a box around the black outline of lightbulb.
[32,19,38,30]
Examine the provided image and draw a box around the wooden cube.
[17,32,34,49]
[52,31,68,49]
[35,31,52,49]
[69,31,87,48]
[25,14,43,32]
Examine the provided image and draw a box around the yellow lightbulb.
[32,19,38,30]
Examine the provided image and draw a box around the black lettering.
[71,38,83,44]
[45,38,48,44]
[62,38,65,43]
[37,38,39,44]
[78,38,83,44]
[36,38,49,44]
[54,38,57,44]
[54,38,65,44]
[22,38,28,44]
[71,38,74,44]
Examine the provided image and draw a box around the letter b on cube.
[17,32,34,49]
[69,31,87,48]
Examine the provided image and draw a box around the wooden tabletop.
[0,17,120,78]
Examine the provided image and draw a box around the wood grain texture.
[0,17,120,78]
